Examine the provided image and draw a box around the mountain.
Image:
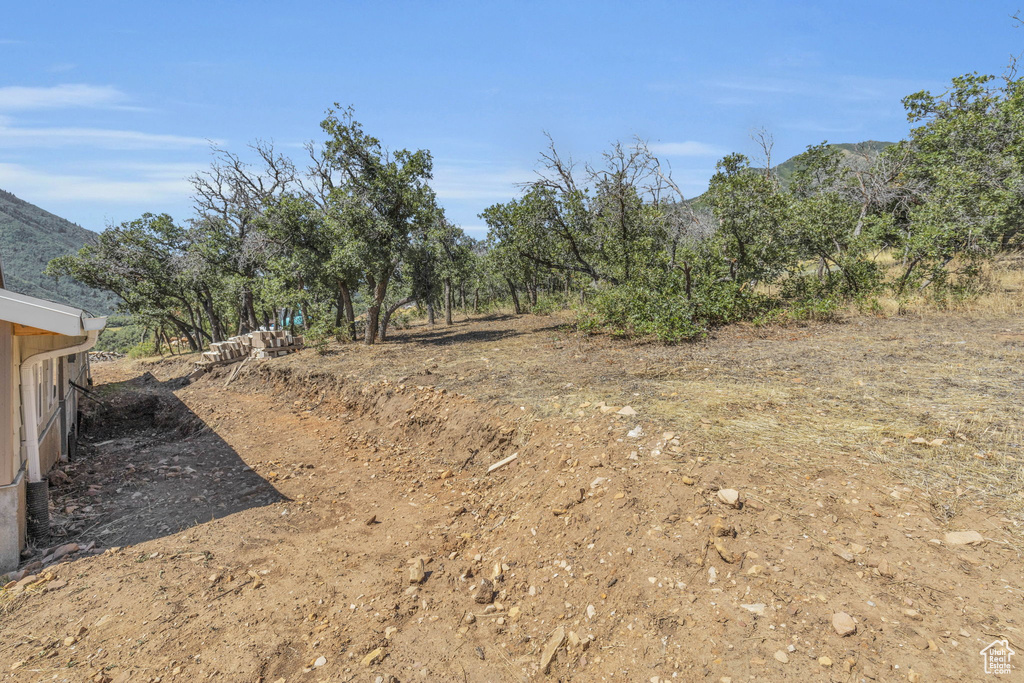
[0,190,118,315]
[770,140,894,186]
[687,140,896,210]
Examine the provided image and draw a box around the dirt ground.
[1,311,1022,682]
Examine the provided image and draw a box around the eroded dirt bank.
[0,346,1021,682]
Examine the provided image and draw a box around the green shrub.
[127,341,158,359]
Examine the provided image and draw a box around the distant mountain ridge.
[770,140,894,186]
[0,189,117,314]
[687,140,895,208]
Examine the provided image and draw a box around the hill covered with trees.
[0,190,117,314]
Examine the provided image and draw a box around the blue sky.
[1,1,1021,239]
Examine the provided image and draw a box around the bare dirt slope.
[1,312,1022,682]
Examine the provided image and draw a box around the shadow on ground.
[39,371,283,551]
[390,314,566,346]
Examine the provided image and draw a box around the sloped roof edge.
[0,287,107,337]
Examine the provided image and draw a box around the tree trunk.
[339,283,357,341]
[444,279,453,325]
[505,278,522,315]
[473,288,479,313]
[427,301,435,325]
[379,296,413,342]
[364,277,388,345]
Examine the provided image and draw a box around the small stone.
[877,559,895,578]
[681,476,695,486]
[540,626,566,673]
[627,426,643,438]
[313,656,327,668]
[361,648,384,667]
[714,539,736,564]
[907,672,922,683]
[52,543,79,561]
[746,565,764,576]
[617,406,637,416]
[63,636,77,646]
[830,544,855,563]
[717,489,741,508]
[711,518,736,537]
[944,530,984,546]
[903,609,923,621]
[508,606,520,619]
[849,543,867,554]
[365,515,377,525]
[741,603,766,616]
[586,604,596,619]
[832,612,857,637]
[464,613,476,624]
[773,650,790,663]
[818,656,832,667]
[385,627,398,639]
[474,578,495,604]
[409,558,426,584]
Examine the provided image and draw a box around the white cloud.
[649,141,725,157]
[0,162,194,204]
[0,123,218,149]
[0,84,130,111]
[431,161,534,202]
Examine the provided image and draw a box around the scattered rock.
[832,612,857,637]
[313,656,327,668]
[818,656,833,667]
[627,426,643,438]
[711,518,736,537]
[830,544,855,563]
[617,406,637,416]
[464,613,476,624]
[361,648,384,667]
[944,530,984,546]
[741,603,766,616]
[714,539,737,564]
[409,558,426,584]
[540,626,566,674]
[717,489,741,508]
[474,578,495,604]
[773,650,790,664]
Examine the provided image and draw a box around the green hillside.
[0,189,118,315]
[771,140,894,186]
[687,140,895,210]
